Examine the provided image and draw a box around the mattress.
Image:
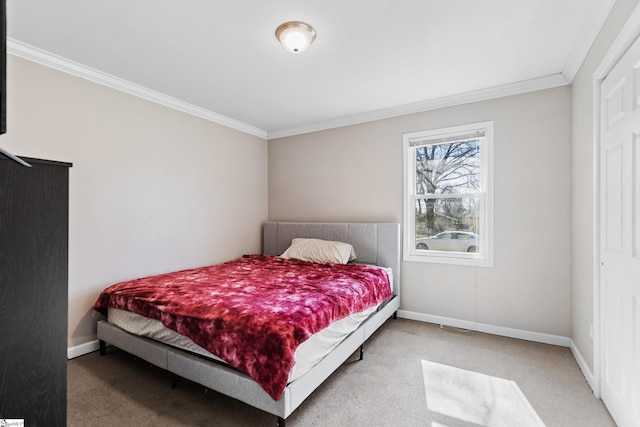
[107,265,393,384]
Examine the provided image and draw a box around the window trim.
[403,121,494,267]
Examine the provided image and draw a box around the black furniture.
[0,156,72,426]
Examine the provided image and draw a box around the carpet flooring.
[67,318,616,427]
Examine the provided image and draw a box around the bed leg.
[359,344,364,361]
[99,340,106,356]
[277,416,285,427]
[171,374,178,389]
[393,311,398,319]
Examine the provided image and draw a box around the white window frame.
[403,121,494,267]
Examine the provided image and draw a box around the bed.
[94,222,401,426]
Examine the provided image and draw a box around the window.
[403,121,493,266]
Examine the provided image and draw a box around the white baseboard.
[569,339,598,396]
[397,310,572,347]
[67,339,101,359]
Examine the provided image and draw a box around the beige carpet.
[422,360,545,426]
[68,318,616,427]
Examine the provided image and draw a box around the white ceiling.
[6,0,612,139]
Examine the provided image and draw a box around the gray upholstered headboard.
[263,222,401,296]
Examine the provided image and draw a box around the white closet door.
[600,32,640,427]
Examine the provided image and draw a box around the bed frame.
[96,222,401,426]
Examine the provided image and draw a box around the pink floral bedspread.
[93,254,392,400]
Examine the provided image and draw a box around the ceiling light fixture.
[275,21,316,54]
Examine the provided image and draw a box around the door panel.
[635,135,640,259]
[603,283,624,396]
[604,144,624,252]
[634,63,640,110]
[605,77,626,129]
[633,296,640,423]
[600,31,640,427]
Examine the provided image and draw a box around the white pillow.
[280,238,357,264]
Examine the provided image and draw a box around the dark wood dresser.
[0,156,72,426]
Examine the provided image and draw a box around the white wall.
[1,56,269,349]
[570,0,640,374]
[269,87,572,337]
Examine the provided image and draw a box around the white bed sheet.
[108,304,376,383]
[107,265,393,384]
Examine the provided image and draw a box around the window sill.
[403,251,493,267]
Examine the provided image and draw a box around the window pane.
[414,196,480,253]
[415,139,481,195]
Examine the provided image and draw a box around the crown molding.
[594,0,640,80]
[7,38,576,141]
[7,39,268,140]
[267,73,569,139]
[562,0,616,83]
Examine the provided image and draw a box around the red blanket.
[93,254,392,400]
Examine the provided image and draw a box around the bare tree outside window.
[414,139,481,247]
[415,140,480,196]
[403,121,493,266]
